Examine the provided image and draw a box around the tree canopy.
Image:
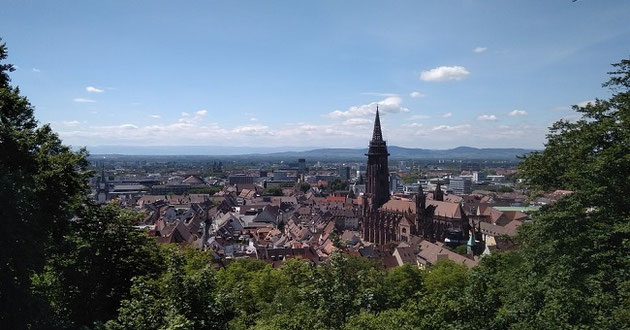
[0,38,90,327]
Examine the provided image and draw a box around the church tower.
[433,180,444,201]
[96,163,109,203]
[415,184,426,212]
[365,107,390,210]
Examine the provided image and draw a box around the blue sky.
[1,0,629,150]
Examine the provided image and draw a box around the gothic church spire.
[371,105,383,142]
[365,105,390,210]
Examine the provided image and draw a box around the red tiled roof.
[326,196,346,203]
[417,239,477,268]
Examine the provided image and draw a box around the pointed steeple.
[364,104,390,212]
[433,180,444,201]
[415,184,426,212]
[101,162,106,182]
[371,105,383,142]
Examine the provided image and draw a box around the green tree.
[382,264,425,307]
[216,259,271,329]
[508,57,630,328]
[187,187,221,195]
[298,182,311,193]
[32,203,164,328]
[519,58,630,213]
[454,57,630,329]
[454,244,468,255]
[329,179,349,192]
[423,259,469,294]
[0,38,90,327]
[311,252,382,328]
[107,246,229,330]
[263,186,284,196]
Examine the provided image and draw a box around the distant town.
[89,109,567,269]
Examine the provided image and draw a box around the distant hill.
[261,146,534,160]
[86,145,536,160]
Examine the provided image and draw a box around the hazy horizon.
[80,144,536,157]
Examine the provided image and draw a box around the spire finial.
[371,105,383,142]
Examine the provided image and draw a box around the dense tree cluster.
[1,37,629,329]
[0,38,91,327]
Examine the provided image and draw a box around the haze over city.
[2,1,629,150]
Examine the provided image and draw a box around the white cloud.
[32,67,41,73]
[62,120,81,127]
[86,86,104,93]
[250,117,258,122]
[577,99,596,107]
[178,110,211,125]
[477,114,498,121]
[509,109,528,116]
[432,124,471,132]
[409,91,425,98]
[150,114,161,119]
[119,124,139,129]
[232,125,270,135]
[296,123,318,132]
[473,46,488,53]
[409,114,430,120]
[342,118,372,126]
[73,98,96,103]
[56,116,549,149]
[328,96,409,118]
[442,112,452,118]
[420,66,469,82]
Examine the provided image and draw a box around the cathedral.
[360,108,469,246]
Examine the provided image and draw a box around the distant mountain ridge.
[262,146,534,160]
[85,145,536,160]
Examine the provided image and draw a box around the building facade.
[360,109,469,246]
[450,177,472,194]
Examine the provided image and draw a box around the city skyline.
[1,1,629,149]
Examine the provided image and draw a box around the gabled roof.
[393,245,417,266]
[477,205,528,226]
[444,194,463,203]
[239,189,256,199]
[478,221,509,237]
[426,200,464,219]
[321,221,336,241]
[381,198,416,213]
[398,214,414,227]
[182,175,204,184]
[380,255,400,269]
[326,196,346,203]
[502,219,523,236]
[417,239,477,268]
